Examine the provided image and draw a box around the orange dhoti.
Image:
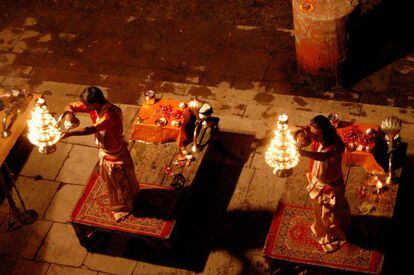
[99,147,140,212]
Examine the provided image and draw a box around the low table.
[338,123,385,174]
[130,98,191,147]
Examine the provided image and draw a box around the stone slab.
[0,220,52,259]
[45,183,84,223]
[21,142,72,181]
[133,261,191,275]
[0,64,33,77]
[0,53,17,67]
[359,104,414,124]
[218,116,268,139]
[243,168,286,212]
[280,158,311,206]
[36,222,87,266]
[224,49,270,81]
[7,176,60,217]
[227,167,255,211]
[244,95,361,127]
[0,28,21,52]
[9,259,49,275]
[117,103,139,141]
[47,264,97,275]
[33,81,82,116]
[201,250,233,275]
[60,113,97,147]
[205,99,246,117]
[56,145,99,185]
[289,96,362,120]
[250,150,269,170]
[187,82,264,104]
[0,76,32,91]
[83,253,136,275]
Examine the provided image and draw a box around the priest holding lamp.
[296,115,351,253]
[61,86,140,222]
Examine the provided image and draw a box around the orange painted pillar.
[292,0,359,87]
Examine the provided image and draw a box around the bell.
[57,111,80,130]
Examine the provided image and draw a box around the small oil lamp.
[144,90,156,105]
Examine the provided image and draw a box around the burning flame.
[27,98,61,148]
[265,114,299,173]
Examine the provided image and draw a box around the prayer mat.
[263,204,383,274]
[70,172,183,239]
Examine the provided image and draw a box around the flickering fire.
[278,114,288,123]
[376,179,384,192]
[265,114,299,175]
[27,97,61,153]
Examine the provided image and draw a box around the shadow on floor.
[0,136,34,205]
[345,0,414,86]
[381,152,414,275]
[76,132,274,274]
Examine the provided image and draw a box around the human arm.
[61,126,97,139]
[66,102,89,113]
[298,148,333,161]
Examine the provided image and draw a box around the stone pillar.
[292,0,359,87]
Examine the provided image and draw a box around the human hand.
[296,125,311,135]
[60,130,72,140]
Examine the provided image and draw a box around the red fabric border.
[263,203,383,274]
[69,169,175,239]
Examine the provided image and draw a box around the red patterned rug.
[70,172,178,239]
[264,204,383,274]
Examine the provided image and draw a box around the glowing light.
[265,114,299,176]
[376,179,384,193]
[27,97,61,154]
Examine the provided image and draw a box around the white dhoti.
[307,172,351,253]
[99,147,140,213]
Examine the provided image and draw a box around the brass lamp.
[27,97,61,154]
[380,116,402,185]
[188,97,204,153]
[265,114,299,177]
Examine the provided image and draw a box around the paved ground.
[0,1,413,274]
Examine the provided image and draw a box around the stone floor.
[0,1,413,274]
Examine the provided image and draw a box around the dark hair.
[310,115,343,147]
[80,86,105,105]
